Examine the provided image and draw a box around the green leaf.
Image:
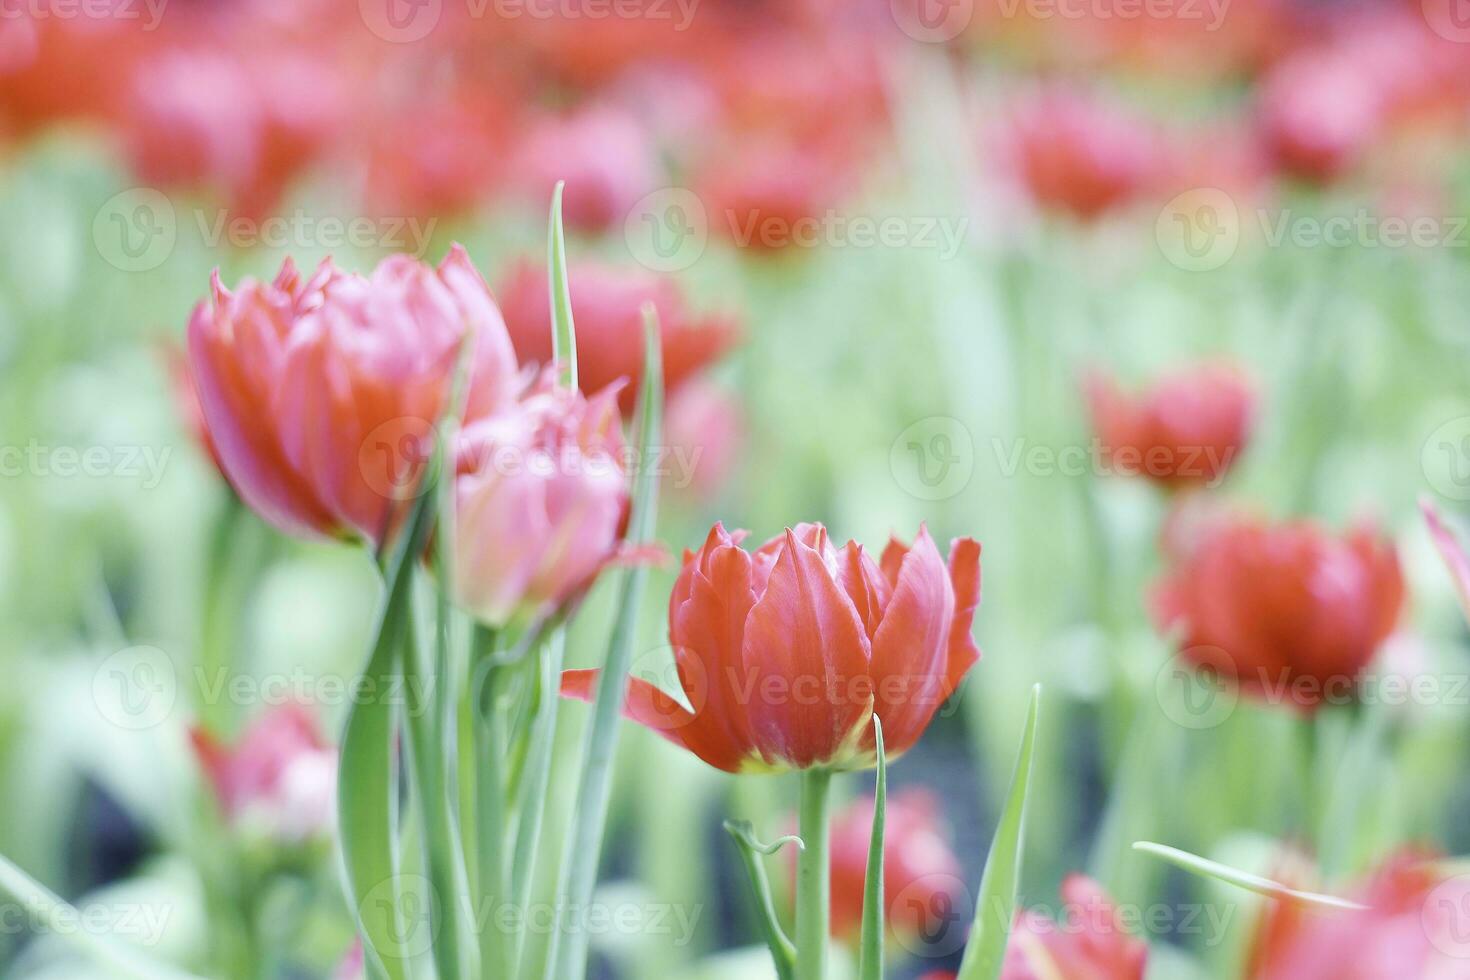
[957,684,1042,980]
[858,716,887,980]
[547,181,578,391]
[1130,842,1367,911]
[0,853,207,980]
[545,304,664,980]
[339,399,461,980]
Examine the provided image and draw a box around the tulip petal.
[869,527,953,756]
[741,529,873,770]
[559,668,747,773]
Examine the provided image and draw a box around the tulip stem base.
[795,768,833,980]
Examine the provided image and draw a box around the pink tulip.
[1422,498,1470,627]
[1001,876,1148,980]
[509,105,661,233]
[190,704,337,842]
[452,372,630,627]
[187,246,519,545]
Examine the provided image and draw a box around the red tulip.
[452,372,629,627]
[1006,87,1162,221]
[190,704,336,841]
[663,380,743,498]
[1001,875,1148,980]
[562,523,981,773]
[187,246,519,544]
[496,259,738,413]
[509,105,661,233]
[364,89,511,221]
[1085,362,1255,490]
[123,46,345,220]
[822,788,963,941]
[1248,850,1470,978]
[1152,516,1405,712]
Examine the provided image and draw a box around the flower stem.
[795,768,833,980]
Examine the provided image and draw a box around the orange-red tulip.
[1248,850,1470,978]
[821,788,963,941]
[1001,875,1148,980]
[497,259,738,413]
[1085,362,1255,490]
[1152,516,1404,712]
[563,522,981,773]
[187,246,519,544]
[452,372,629,627]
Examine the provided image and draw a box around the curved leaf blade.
[1131,842,1368,911]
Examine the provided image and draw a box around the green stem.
[473,626,511,979]
[795,769,833,980]
[511,628,564,979]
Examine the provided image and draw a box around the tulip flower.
[1421,498,1470,627]
[819,788,963,941]
[1152,516,1404,712]
[187,246,519,544]
[1249,850,1470,978]
[562,522,981,773]
[509,105,661,233]
[497,259,738,413]
[1256,50,1382,184]
[1085,362,1256,490]
[1005,87,1162,221]
[663,380,743,497]
[1001,875,1148,980]
[189,704,337,842]
[451,371,630,627]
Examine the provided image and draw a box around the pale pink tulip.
[452,372,629,626]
